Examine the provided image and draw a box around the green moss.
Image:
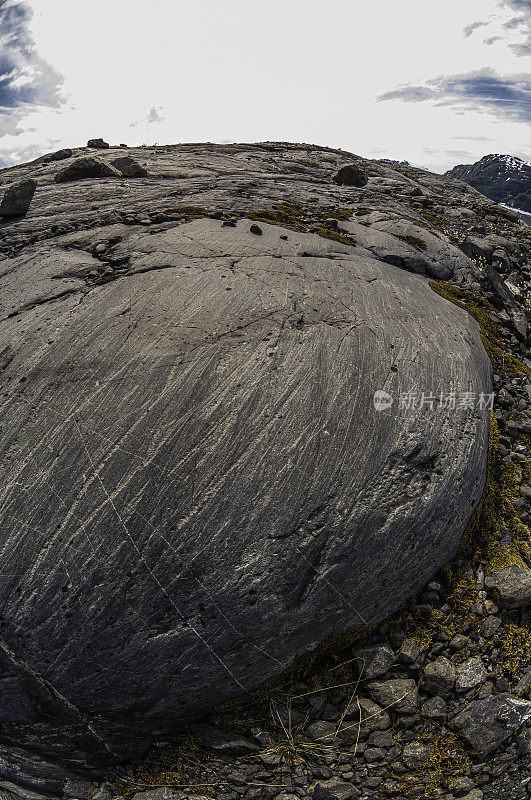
[383,730,472,798]
[419,212,448,232]
[93,275,118,285]
[354,208,372,216]
[310,226,356,247]
[295,159,320,168]
[319,206,354,221]
[163,205,209,220]
[429,282,531,379]
[245,203,355,246]
[398,234,428,251]
[491,620,531,680]
[429,281,531,573]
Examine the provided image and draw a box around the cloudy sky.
[0,0,529,172]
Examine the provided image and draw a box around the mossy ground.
[384,730,472,798]
[93,275,118,285]
[246,203,357,246]
[397,234,428,251]
[163,205,209,221]
[429,281,531,380]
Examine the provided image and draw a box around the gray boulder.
[419,656,456,697]
[50,149,73,161]
[485,565,531,609]
[110,156,148,178]
[455,658,488,693]
[87,138,109,149]
[54,157,121,183]
[367,679,419,714]
[351,644,395,679]
[0,171,491,764]
[0,179,37,218]
[333,164,368,187]
[0,744,81,795]
[313,780,358,800]
[452,693,531,755]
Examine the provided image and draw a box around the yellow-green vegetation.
[247,202,305,231]
[163,205,209,220]
[420,212,449,232]
[93,275,118,285]
[354,208,373,216]
[383,730,472,798]
[246,203,357,247]
[398,234,428,251]
[113,735,227,797]
[311,226,357,247]
[462,415,531,571]
[295,159,320,168]
[428,282,531,572]
[429,282,531,379]
[492,620,531,681]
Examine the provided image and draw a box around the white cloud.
[130,106,166,129]
[0,0,528,173]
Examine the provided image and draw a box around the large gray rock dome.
[0,142,492,767]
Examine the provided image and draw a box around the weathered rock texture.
[0,179,37,217]
[0,142,494,769]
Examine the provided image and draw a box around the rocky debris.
[0,179,37,217]
[485,565,531,609]
[313,779,358,799]
[87,138,110,149]
[421,695,447,719]
[456,658,488,692]
[518,728,531,757]
[351,644,395,679]
[341,696,392,737]
[367,679,419,714]
[188,724,260,756]
[333,164,368,187]
[49,148,73,161]
[342,214,478,281]
[110,156,148,178]
[402,740,431,769]
[419,656,456,697]
[398,639,420,665]
[452,694,531,755]
[54,156,121,183]
[130,790,181,800]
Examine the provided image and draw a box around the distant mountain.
[0,158,8,170]
[445,154,531,214]
[378,158,411,166]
